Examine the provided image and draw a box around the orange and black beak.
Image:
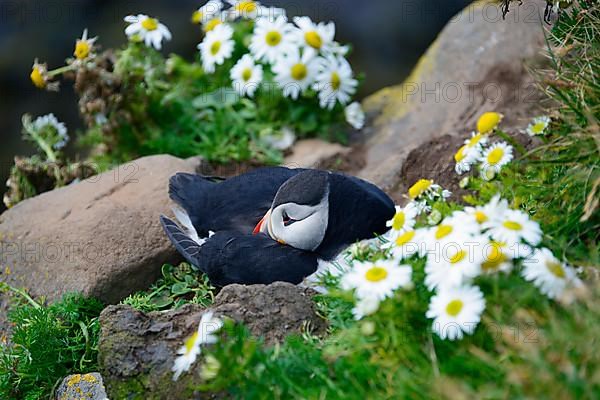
[253,209,271,235]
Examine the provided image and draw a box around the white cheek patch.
[270,189,329,251]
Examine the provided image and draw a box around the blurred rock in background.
[0,0,471,212]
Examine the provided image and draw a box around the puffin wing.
[169,167,303,236]
[316,173,396,260]
[160,215,318,287]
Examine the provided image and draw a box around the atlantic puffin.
[160,167,395,286]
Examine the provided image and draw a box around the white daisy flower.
[272,50,320,100]
[407,179,449,201]
[249,15,297,64]
[525,116,551,136]
[344,102,365,129]
[424,212,481,249]
[479,142,513,174]
[230,54,263,97]
[313,55,357,110]
[522,247,581,299]
[226,0,280,20]
[352,295,380,320]
[330,42,350,56]
[454,144,480,175]
[426,285,486,341]
[464,131,489,150]
[383,229,425,260]
[201,12,228,32]
[293,16,335,56]
[260,126,296,150]
[409,199,430,215]
[460,195,509,226]
[424,233,486,290]
[484,208,542,246]
[124,14,172,50]
[481,241,513,274]
[32,113,68,149]
[191,0,223,25]
[384,203,419,237]
[341,259,412,301]
[172,311,223,381]
[198,24,235,73]
[73,29,98,61]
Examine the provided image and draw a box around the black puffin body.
[160,167,395,286]
[168,167,300,236]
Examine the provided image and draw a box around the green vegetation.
[1,3,598,400]
[190,3,599,398]
[0,286,104,400]
[122,262,215,312]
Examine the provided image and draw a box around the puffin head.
[253,170,330,251]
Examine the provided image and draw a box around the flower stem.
[48,64,76,77]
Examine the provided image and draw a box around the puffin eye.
[282,211,296,226]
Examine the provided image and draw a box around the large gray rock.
[0,155,201,304]
[211,282,327,344]
[358,0,549,193]
[98,282,326,399]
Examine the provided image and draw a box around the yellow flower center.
[474,211,488,224]
[210,41,222,56]
[435,224,453,240]
[467,133,486,148]
[546,260,565,278]
[74,40,90,60]
[477,112,502,133]
[395,230,416,246]
[454,145,467,162]
[30,66,46,88]
[446,299,464,317]
[191,10,204,24]
[235,1,257,14]
[365,266,388,282]
[450,250,467,264]
[391,211,405,231]
[265,30,282,46]
[503,220,522,231]
[330,72,341,90]
[184,332,199,354]
[532,122,546,134]
[409,179,432,199]
[141,17,159,31]
[204,18,222,32]
[487,147,504,165]
[304,30,322,49]
[242,67,253,81]
[482,242,507,271]
[291,63,308,81]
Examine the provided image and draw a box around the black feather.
[168,167,303,235]
[160,214,318,287]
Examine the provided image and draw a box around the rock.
[0,155,201,304]
[98,282,325,399]
[358,0,549,193]
[211,282,327,344]
[284,139,351,169]
[55,373,108,400]
[98,304,205,400]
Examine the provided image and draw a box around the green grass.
[121,262,215,312]
[0,286,104,400]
